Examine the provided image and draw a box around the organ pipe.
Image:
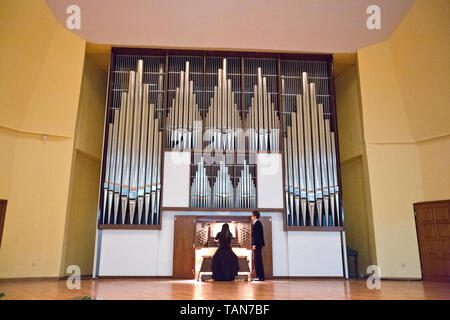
[205,59,243,150]
[102,60,162,225]
[283,72,340,227]
[246,67,280,151]
[101,55,341,228]
[166,61,202,150]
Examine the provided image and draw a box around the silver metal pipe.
[331,132,340,226]
[121,70,136,224]
[310,83,323,226]
[257,68,263,151]
[107,110,120,224]
[291,113,301,226]
[325,119,335,226]
[154,127,162,224]
[145,103,156,224]
[103,123,113,224]
[128,60,144,224]
[151,121,159,223]
[295,95,307,226]
[318,103,329,226]
[286,128,295,226]
[137,84,150,224]
[113,92,127,224]
[302,72,315,225]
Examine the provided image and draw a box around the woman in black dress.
[212,223,239,281]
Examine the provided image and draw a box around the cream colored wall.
[0,0,85,278]
[60,57,107,276]
[417,136,450,201]
[357,43,423,278]
[354,0,449,278]
[335,66,376,274]
[388,0,450,202]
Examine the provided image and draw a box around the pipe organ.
[245,67,280,151]
[99,49,342,229]
[190,156,257,209]
[102,58,163,225]
[281,61,341,227]
[205,59,244,151]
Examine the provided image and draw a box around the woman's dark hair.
[221,223,232,240]
[252,211,260,219]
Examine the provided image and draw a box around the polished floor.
[0,278,449,300]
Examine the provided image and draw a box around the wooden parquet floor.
[0,278,449,300]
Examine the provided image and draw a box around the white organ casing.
[257,153,284,209]
[162,151,190,207]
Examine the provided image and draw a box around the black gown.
[212,231,239,281]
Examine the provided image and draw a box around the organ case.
[98,49,343,230]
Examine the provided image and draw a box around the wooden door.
[173,215,196,279]
[260,216,273,279]
[414,200,450,282]
[0,200,7,248]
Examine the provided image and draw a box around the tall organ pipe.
[282,72,338,227]
[103,123,113,224]
[113,92,128,224]
[318,103,329,226]
[106,110,119,224]
[310,83,323,226]
[101,59,162,225]
[129,60,144,224]
[120,70,136,224]
[246,67,280,151]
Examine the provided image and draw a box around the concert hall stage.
[0,278,449,300]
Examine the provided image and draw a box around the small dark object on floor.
[347,246,359,279]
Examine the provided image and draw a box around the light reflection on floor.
[1,278,449,300]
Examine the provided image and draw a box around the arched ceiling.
[45,0,414,53]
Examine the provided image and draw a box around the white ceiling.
[46,0,414,53]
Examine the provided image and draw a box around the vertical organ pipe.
[107,110,119,224]
[113,92,127,224]
[310,83,323,226]
[102,59,163,225]
[103,124,113,224]
[121,70,135,224]
[282,71,339,227]
[129,60,143,224]
[302,72,315,225]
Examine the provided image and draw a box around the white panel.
[99,230,160,276]
[264,212,289,276]
[98,211,343,277]
[257,153,284,208]
[287,231,343,277]
[157,212,175,275]
[162,151,190,207]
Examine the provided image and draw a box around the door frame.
[414,200,450,282]
[172,214,273,279]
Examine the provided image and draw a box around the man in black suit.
[251,211,265,281]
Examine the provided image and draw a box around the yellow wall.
[0,0,85,278]
[335,66,376,274]
[389,0,450,202]
[60,57,107,276]
[354,0,450,278]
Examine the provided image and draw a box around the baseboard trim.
[380,277,422,281]
[0,276,59,282]
[97,276,173,280]
[58,275,93,280]
[272,276,344,280]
